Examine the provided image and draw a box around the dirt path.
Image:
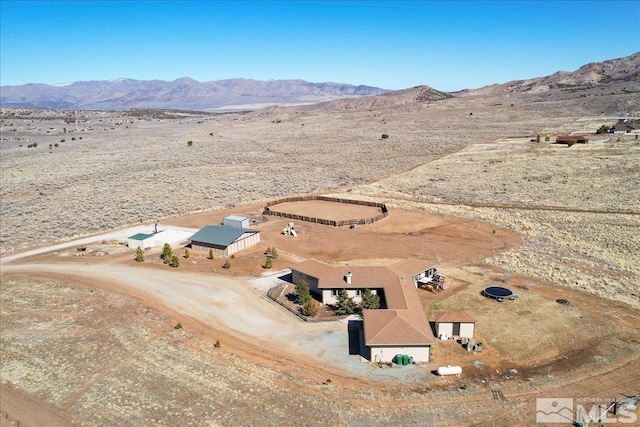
[0,382,77,427]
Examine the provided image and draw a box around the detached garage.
[128,233,155,250]
[435,311,478,339]
[189,225,260,256]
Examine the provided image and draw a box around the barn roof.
[189,225,258,247]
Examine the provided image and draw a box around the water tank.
[437,365,462,376]
[402,354,409,366]
[395,354,403,365]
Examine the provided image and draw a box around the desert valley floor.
[1,87,639,426]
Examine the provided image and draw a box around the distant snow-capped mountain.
[0,77,389,111]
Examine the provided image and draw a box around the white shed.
[128,233,155,250]
[435,311,478,339]
[223,215,250,228]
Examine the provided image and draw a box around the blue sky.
[1,1,639,91]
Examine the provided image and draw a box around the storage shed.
[189,225,260,256]
[223,215,250,229]
[434,311,478,339]
[128,233,155,250]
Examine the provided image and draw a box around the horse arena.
[264,196,388,226]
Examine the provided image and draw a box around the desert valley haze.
[1,52,640,426]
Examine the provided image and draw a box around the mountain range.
[0,77,388,111]
[1,52,638,111]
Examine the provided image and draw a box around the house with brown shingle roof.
[291,259,437,363]
[434,310,478,339]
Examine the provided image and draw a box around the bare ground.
[1,91,639,425]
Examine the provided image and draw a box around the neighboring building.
[189,225,260,256]
[612,123,640,134]
[555,135,589,144]
[128,233,155,250]
[291,259,438,363]
[223,215,250,229]
[434,311,478,339]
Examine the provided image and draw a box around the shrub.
[230,254,235,259]
[169,255,179,267]
[54,143,59,147]
[268,247,278,259]
[214,340,221,348]
[135,247,144,262]
[60,139,65,143]
[381,133,389,139]
[175,322,182,329]
[71,137,76,141]
[32,143,38,147]
[264,257,272,269]
[209,249,214,259]
[222,260,231,269]
[161,243,173,262]
[302,298,319,317]
[536,134,541,143]
[187,140,193,146]
[184,249,190,259]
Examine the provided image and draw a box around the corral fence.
[263,196,388,227]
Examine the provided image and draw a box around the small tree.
[184,249,190,259]
[294,279,310,305]
[135,247,144,262]
[334,289,357,315]
[381,133,389,139]
[536,134,541,143]
[360,289,380,311]
[264,257,273,269]
[209,248,214,259]
[268,247,278,259]
[222,260,231,269]
[302,298,319,317]
[162,243,173,262]
[187,140,193,146]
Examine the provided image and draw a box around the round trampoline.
[483,286,513,301]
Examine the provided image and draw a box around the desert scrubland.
[1,84,640,426]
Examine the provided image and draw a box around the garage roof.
[128,233,154,240]
[189,225,258,247]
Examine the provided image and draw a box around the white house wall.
[369,345,430,363]
[436,322,453,338]
[459,323,475,338]
[321,289,378,305]
[436,322,475,338]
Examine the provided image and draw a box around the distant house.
[612,124,640,134]
[223,215,250,229]
[189,225,260,256]
[291,259,438,363]
[128,233,155,250]
[555,135,589,145]
[434,311,478,339]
